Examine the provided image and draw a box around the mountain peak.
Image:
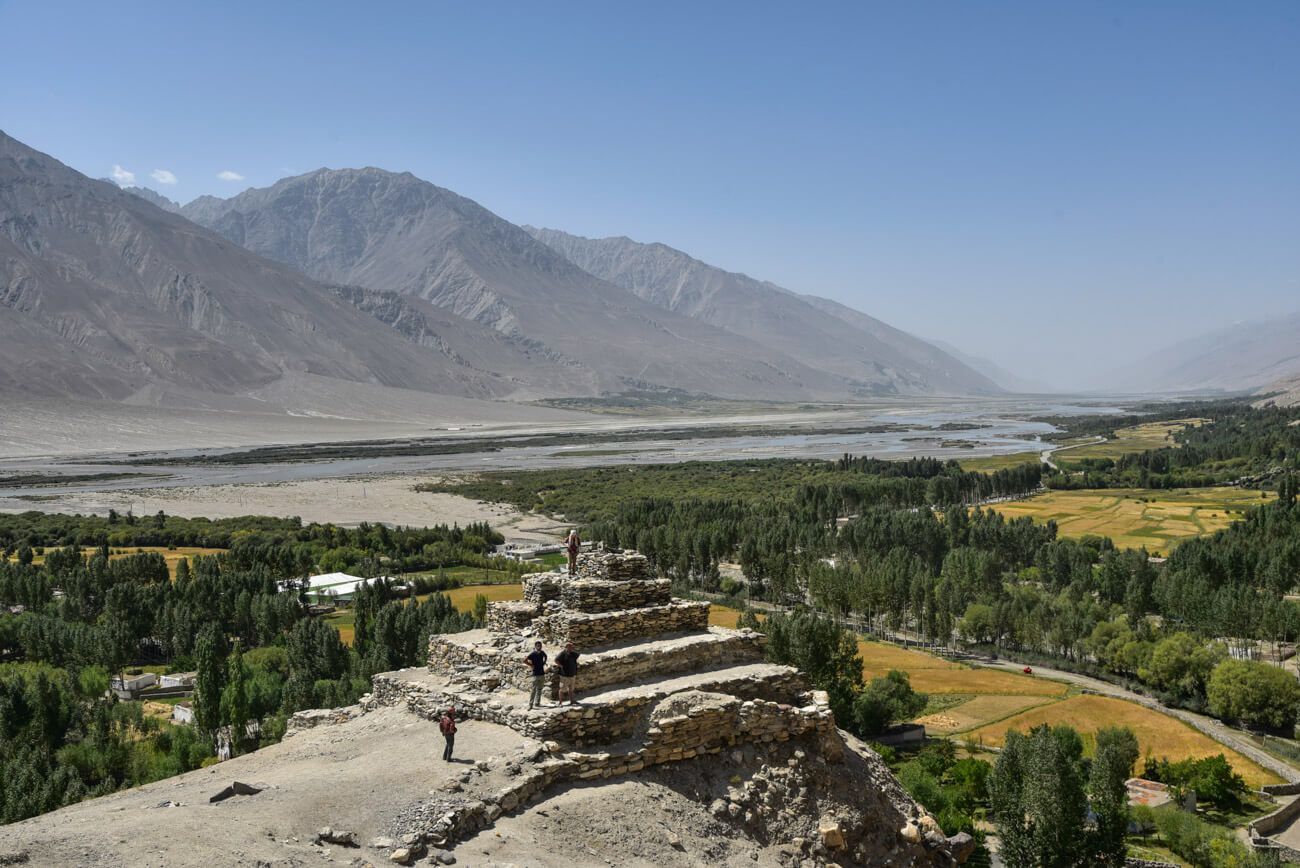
[179,167,853,400]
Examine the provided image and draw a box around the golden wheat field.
[965,694,1283,788]
[909,668,1069,697]
[858,640,962,674]
[989,487,1271,552]
[915,694,1055,733]
[857,641,1066,696]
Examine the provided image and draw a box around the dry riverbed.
[0,473,568,544]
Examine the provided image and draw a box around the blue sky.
[2,1,1297,389]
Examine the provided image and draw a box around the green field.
[990,487,1272,552]
[958,452,1044,473]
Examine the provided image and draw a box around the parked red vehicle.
[1022,666,1033,675]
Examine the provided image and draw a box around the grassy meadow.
[988,487,1272,552]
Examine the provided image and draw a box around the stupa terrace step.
[536,600,711,647]
[520,574,670,613]
[429,626,767,695]
[487,577,677,634]
[371,661,832,752]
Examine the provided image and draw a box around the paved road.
[1038,436,1107,471]
[978,656,1300,783]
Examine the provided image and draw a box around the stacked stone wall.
[485,601,541,634]
[535,600,711,648]
[575,550,648,580]
[577,630,765,692]
[522,574,560,605]
[1252,793,1300,837]
[559,578,671,612]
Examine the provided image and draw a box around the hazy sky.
[2,1,1296,390]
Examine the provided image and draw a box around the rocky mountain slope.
[1256,372,1300,408]
[1108,309,1300,393]
[0,131,573,409]
[524,227,1002,396]
[181,169,851,401]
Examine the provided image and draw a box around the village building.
[110,672,157,700]
[159,671,197,689]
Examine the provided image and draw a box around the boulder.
[948,831,976,863]
[818,819,846,849]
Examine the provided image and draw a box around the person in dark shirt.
[525,640,548,709]
[439,706,457,761]
[555,642,580,705]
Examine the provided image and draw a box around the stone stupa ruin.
[364,549,964,865]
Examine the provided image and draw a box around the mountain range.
[24,127,1296,414]
[520,228,1001,395]
[0,132,554,410]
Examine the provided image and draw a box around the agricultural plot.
[710,604,752,628]
[915,694,1055,734]
[858,641,1066,696]
[1054,418,1208,464]
[990,488,1271,552]
[440,582,525,612]
[906,668,1069,697]
[958,452,1044,473]
[858,640,962,675]
[965,694,1283,789]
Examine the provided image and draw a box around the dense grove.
[0,516,496,823]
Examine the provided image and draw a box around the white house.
[159,671,197,688]
[172,701,194,724]
[110,672,157,700]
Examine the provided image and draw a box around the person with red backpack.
[439,707,457,761]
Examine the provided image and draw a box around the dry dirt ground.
[0,700,909,868]
[0,474,568,544]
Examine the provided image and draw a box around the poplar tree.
[193,627,225,734]
[222,640,249,755]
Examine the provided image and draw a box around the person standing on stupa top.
[566,528,580,575]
